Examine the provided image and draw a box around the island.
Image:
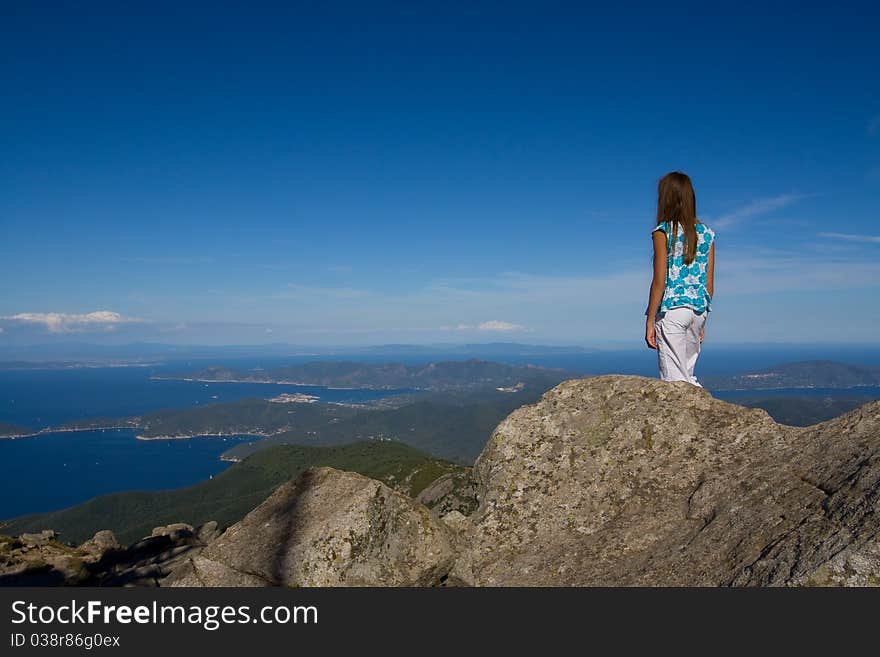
[268,392,319,403]
[153,358,573,392]
[703,360,880,390]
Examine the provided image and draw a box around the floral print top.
[652,221,715,315]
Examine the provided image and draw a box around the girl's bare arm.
[646,230,667,320]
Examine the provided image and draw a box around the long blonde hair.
[656,172,698,264]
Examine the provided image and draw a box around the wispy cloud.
[713,194,808,228]
[441,320,528,332]
[818,232,880,244]
[1,311,141,333]
[478,320,524,331]
[719,251,880,295]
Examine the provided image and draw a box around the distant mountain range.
[361,342,594,356]
[0,341,593,364]
[704,360,880,390]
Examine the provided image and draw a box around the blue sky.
[1,2,878,347]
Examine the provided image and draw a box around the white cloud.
[2,311,140,333]
[818,232,880,244]
[439,320,527,332]
[713,194,807,228]
[719,251,880,295]
[477,320,526,332]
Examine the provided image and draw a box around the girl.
[644,172,715,386]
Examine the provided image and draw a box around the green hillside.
[734,396,874,426]
[1,441,464,546]
[135,396,358,438]
[705,360,880,390]
[221,392,540,463]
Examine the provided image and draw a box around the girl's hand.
[645,320,657,349]
[700,327,705,343]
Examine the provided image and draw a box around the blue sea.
[0,430,252,519]
[0,364,407,429]
[0,364,409,519]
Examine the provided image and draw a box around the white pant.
[655,307,707,386]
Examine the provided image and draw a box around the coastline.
[135,431,276,441]
[149,375,402,391]
[0,425,135,440]
[0,362,161,372]
[709,383,880,393]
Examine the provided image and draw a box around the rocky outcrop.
[453,375,880,586]
[5,375,879,587]
[166,467,455,586]
[0,523,217,586]
[0,532,90,586]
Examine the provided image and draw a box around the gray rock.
[2,522,218,587]
[416,470,478,517]
[19,530,56,547]
[441,510,470,533]
[798,538,880,587]
[164,555,272,587]
[151,523,194,541]
[166,467,455,587]
[195,521,220,543]
[458,375,880,586]
[79,530,121,558]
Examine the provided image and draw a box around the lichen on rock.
[457,375,880,586]
[166,467,455,587]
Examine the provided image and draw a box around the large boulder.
[166,467,455,587]
[454,375,880,586]
[79,530,121,559]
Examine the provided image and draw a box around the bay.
[0,365,410,520]
[0,430,252,519]
[0,364,407,430]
